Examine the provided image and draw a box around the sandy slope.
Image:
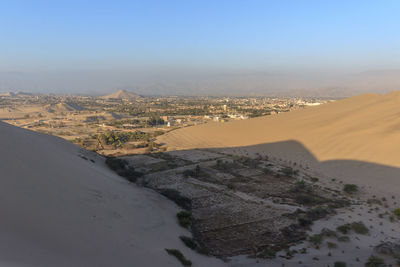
[159,92,400,195]
[0,121,225,267]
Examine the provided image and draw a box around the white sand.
[0,121,225,267]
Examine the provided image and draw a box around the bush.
[337,221,369,235]
[165,249,192,266]
[351,221,369,234]
[327,242,338,249]
[258,246,277,259]
[337,224,351,234]
[309,234,323,245]
[105,157,142,182]
[365,255,385,267]
[334,262,347,267]
[177,211,192,228]
[183,169,196,178]
[343,184,358,194]
[179,236,197,250]
[393,208,400,217]
[105,157,127,171]
[337,236,350,242]
[159,189,192,210]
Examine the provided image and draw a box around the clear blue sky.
[1,0,400,73]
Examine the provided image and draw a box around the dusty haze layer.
[159,92,400,195]
[0,121,225,267]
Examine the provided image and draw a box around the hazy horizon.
[2,1,400,95]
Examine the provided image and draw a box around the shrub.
[165,249,192,266]
[298,217,313,227]
[309,234,323,245]
[327,242,338,249]
[337,224,351,234]
[179,236,197,250]
[258,246,277,259]
[343,184,358,194]
[365,255,385,267]
[334,262,347,267]
[183,169,196,178]
[393,208,400,217]
[105,157,142,182]
[105,157,127,171]
[159,189,192,210]
[177,211,192,228]
[337,222,369,235]
[351,221,369,234]
[320,228,337,238]
[337,236,350,242]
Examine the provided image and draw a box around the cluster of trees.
[97,130,164,148]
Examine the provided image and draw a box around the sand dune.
[159,92,400,195]
[0,121,224,267]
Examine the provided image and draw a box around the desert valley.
[1,91,400,266]
[2,1,400,266]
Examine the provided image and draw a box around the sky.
[1,0,400,94]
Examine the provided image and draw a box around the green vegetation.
[365,255,385,267]
[309,234,323,246]
[105,157,142,182]
[327,242,338,248]
[159,189,192,210]
[177,211,192,228]
[336,224,351,234]
[334,262,347,267]
[393,208,400,217]
[257,246,277,259]
[179,236,197,250]
[165,249,192,266]
[336,221,369,235]
[343,184,358,194]
[179,236,209,255]
[351,221,369,234]
[97,130,162,148]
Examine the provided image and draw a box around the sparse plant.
[393,208,400,217]
[179,236,197,250]
[258,246,277,259]
[365,255,385,267]
[343,184,358,194]
[351,221,369,234]
[337,224,351,234]
[327,242,338,248]
[337,236,350,242]
[165,249,192,266]
[309,234,323,246]
[176,211,192,228]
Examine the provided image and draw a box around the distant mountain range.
[1,69,400,97]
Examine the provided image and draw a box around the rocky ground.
[114,150,355,261]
